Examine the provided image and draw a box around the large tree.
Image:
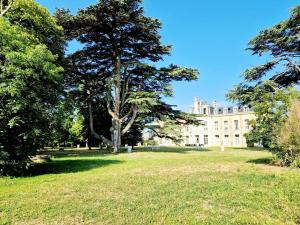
[0,0,64,175]
[56,0,198,153]
[227,5,300,149]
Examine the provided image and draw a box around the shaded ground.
[0,147,299,225]
[29,158,123,176]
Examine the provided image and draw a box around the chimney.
[193,97,199,114]
[212,100,217,108]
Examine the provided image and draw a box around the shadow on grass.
[38,150,111,158]
[135,147,211,154]
[28,158,123,176]
[247,157,272,165]
[232,147,266,151]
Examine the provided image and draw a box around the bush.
[0,151,32,176]
[275,100,300,167]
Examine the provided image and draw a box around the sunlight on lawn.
[0,147,299,225]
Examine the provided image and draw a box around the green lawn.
[1,147,300,225]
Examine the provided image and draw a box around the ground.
[0,147,300,225]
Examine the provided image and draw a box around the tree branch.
[107,100,121,122]
[0,0,12,17]
[121,106,133,122]
[284,57,300,74]
[121,107,138,135]
[87,88,112,146]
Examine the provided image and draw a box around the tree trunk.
[111,56,122,153]
[87,83,112,147]
[111,119,121,153]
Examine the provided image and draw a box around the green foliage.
[243,88,298,149]
[228,5,300,159]
[69,114,85,143]
[275,100,300,167]
[56,0,199,152]
[6,0,65,58]
[0,1,64,176]
[246,5,300,87]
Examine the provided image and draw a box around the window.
[244,119,250,130]
[214,121,218,131]
[235,135,240,145]
[214,135,220,145]
[195,135,200,144]
[185,136,189,144]
[224,135,229,145]
[224,121,228,131]
[185,126,189,132]
[203,108,207,115]
[204,135,208,145]
[234,120,239,130]
[204,121,208,131]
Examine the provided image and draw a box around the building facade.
[155,97,256,147]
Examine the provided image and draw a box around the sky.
[38,0,299,111]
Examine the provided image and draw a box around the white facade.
[155,98,255,148]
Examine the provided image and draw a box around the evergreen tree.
[227,5,300,149]
[56,0,198,153]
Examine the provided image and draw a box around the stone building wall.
[155,98,256,147]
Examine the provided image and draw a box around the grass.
[0,147,300,225]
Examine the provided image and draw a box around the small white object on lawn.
[127,146,133,153]
[221,145,225,152]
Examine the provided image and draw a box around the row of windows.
[187,134,241,145]
[201,106,250,115]
[211,119,250,131]
[185,119,250,132]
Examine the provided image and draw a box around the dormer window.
[243,106,249,112]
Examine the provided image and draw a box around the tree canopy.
[56,0,199,152]
[0,0,64,175]
[227,5,300,155]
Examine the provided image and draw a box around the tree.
[240,88,297,148]
[227,5,300,150]
[0,1,64,175]
[277,99,300,167]
[69,113,85,145]
[6,0,64,60]
[242,5,300,88]
[56,0,198,153]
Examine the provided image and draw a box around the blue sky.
[38,0,299,111]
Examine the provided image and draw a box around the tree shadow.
[232,147,266,151]
[135,147,211,154]
[247,157,272,165]
[38,149,111,158]
[27,158,123,176]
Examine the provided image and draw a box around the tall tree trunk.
[87,84,112,146]
[111,56,122,153]
[112,119,121,153]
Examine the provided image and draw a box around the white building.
[155,98,256,147]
